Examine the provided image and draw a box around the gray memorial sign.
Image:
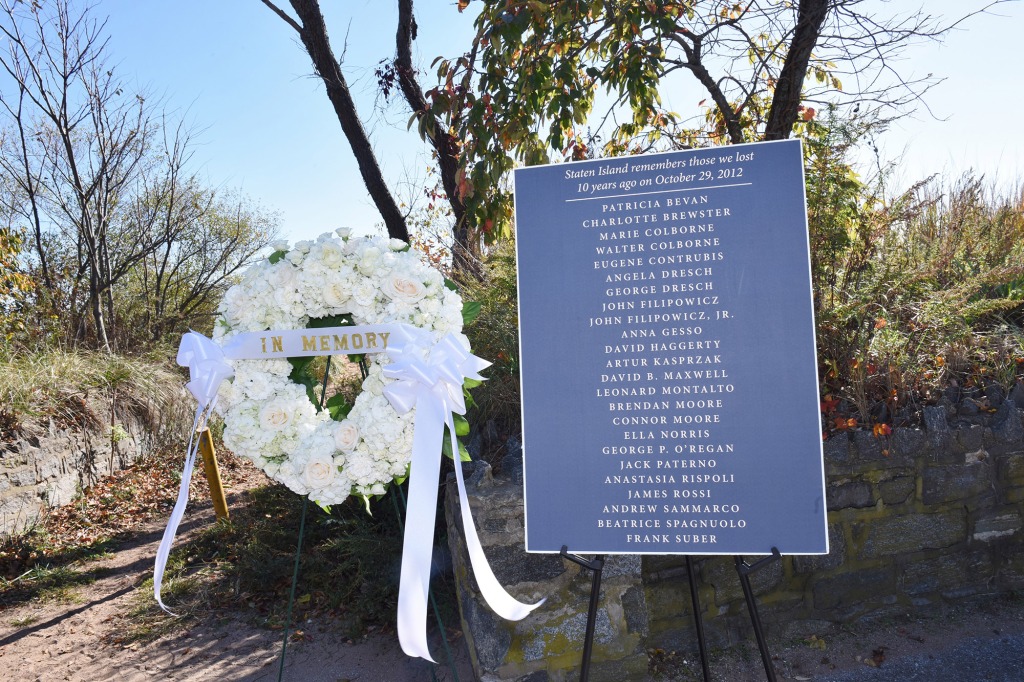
[514,139,828,556]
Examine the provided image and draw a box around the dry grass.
[0,348,188,446]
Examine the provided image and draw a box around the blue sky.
[100,0,1021,244]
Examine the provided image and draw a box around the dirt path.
[0,501,472,682]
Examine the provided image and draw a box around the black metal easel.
[734,547,782,682]
[559,546,605,682]
[560,545,782,682]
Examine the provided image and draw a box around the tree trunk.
[287,0,410,243]
[763,0,830,141]
[395,0,480,277]
[88,268,111,352]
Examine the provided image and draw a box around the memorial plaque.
[515,139,827,555]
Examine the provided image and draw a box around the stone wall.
[445,459,649,682]
[0,399,164,536]
[445,394,1024,681]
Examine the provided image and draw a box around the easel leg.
[197,428,229,520]
[560,546,605,682]
[685,556,712,682]
[734,548,782,682]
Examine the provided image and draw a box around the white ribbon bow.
[177,331,235,411]
[383,333,542,661]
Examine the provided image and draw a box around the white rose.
[323,279,351,308]
[320,240,345,267]
[381,274,427,304]
[302,453,338,489]
[336,227,352,239]
[334,420,360,452]
[357,247,382,274]
[217,379,240,410]
[259,398,294,431]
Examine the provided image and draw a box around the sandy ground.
[2,486,1023,682]
[0,503,472,682]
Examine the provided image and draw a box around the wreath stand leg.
[275,356,333,681]
[276,496,309,682]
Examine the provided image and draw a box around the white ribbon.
[179,331,235,407]
[159,325,542,656]
[154,332,231,612]
[383,333,542,661]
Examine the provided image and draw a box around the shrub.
[809,113,1024,435]
[459,241,523,459]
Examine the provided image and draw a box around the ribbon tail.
[153,406,206,614]
[451,422,545,621]
[396,399,445,663]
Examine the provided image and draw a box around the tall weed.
[813,134,1024,433]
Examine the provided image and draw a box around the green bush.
[807,113,1024,434]
[460,241,523,454]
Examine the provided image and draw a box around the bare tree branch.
[260,0,301,34]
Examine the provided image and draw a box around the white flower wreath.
[211,230,469,506]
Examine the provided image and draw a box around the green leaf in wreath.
[287,355,314,376]
[453,413,470,437]
[442,428,472,462]
[268,249,288,264]
[443,277,459,292]
[461,300,481,326]
[287,356,324,409]
[288,356,316,385]
[462,377,482,410]
[324,393,351,421]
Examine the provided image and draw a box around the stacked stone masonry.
[446,397,1024,681]
[0,403,157,536]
